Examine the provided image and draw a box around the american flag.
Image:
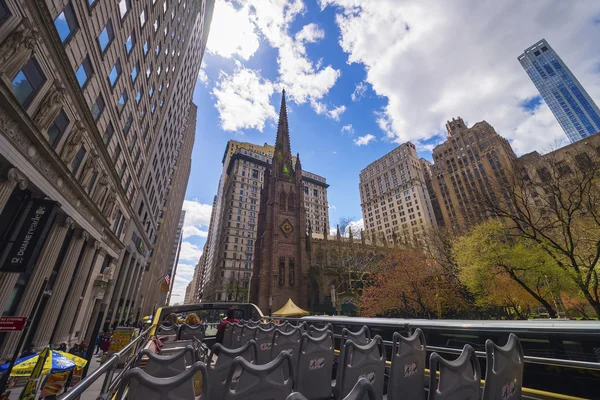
[163,271,171,286]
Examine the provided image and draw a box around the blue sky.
[169,0,600,303]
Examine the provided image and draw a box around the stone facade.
[0,0,213,359]
[250,92,310,314]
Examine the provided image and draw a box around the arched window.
[288,192,294,212]
[279,190,286,211]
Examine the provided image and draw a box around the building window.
[98,19,114,52]
[289,257,295,286]
[279,191,286,211]
[130,63,139,83]
[0,0,10,24]
[149,84,154,97]
[118,0,131,19]
[288,192,294,212]
[91,94,105,121]
[143,39,149,56]
[313,189,318,196]
[155,43,161,55]
[108,58,122,87]
[87,171,98,193]
[11,58,46,107]
[153,17,159,33]
[47,109,69,149]
[135,89,142,104]
[113,143,121,163]
[125,32,135,54]
[278,257,285,286]
[75,56,93,87]
[139,7,147,28]
[146,63,152,79]
[54,2,78,43]
[71,146,86,174]
[103,122,114,145]
[117,90,128,113]
[123,113,133,134]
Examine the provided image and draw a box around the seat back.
[240,325,259,346]
[274,321,291,332]
[178,323,205,341]
[254,326,277,364]
[482,334,524,400]
[271,328,302,367]
[115,361,208,400]
[335,335,386,400]
[308,323,332,338]
[428,344,481,400]
[137,346,194,378]
[156,324,178,336]
[229,323,244,348]
[260,322,274,329]
[223,351,294,400]
[207,340,258,400]
[342,326,371,346]
[342,377,377,400]
[295,331,334,400]
[387,329,426,400]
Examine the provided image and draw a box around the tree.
[359,248,466,318]
[478,146,600,318]
[453,219,566,318]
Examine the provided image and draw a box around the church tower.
[250,90,309,314]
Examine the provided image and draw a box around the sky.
[169,0,600,304]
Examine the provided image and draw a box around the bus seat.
[335,336,386,400]
[137,346,194,378]
[308,323,333,338]
[178,323,205,341]
[482,333,524,400]
[116,361,208,400]
[271,327,302,368]
[255,326,277,364]
[286,377,376,400]
[387,329,426,400]
[240,325,259,347]
[295,331,334,400]
[428,344,481,400]
[223,351,294,400]
[207,340,258,400]
[156,324,178,337]
[342,326,371,346]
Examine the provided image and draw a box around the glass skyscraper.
[518,39,600,143]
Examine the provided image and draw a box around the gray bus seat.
[260,322,274,329]
[387,329,426,400]
[156,324,178,337]
[308,323,333,338]
[240,325,259,346]
[335,335,385,400]
[116,361,208,400]
[342,326,371,346]
[159,340,195,365]
[271,327,302,368]
[178,323,205,341]
[428,344,481,400]
[223,351,294,400]
[274,321,291,332]
[295,331,334,400]
[286,377,375,400]
[227,323,244,348]
[482,334,524,400]
[207,340,258,400]
[137,346,195,378]
[255,326,277,364]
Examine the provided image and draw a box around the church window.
[279,191,286,211]
[288,192,294,212]
[289,257,295,286]
[278,257,285,285]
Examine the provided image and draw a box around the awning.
[272,299,310,317]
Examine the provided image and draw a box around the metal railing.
[59,325,155,400]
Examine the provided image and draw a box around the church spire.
[274,90,293,177]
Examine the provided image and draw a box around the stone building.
[359,142,438,245]
[201,141,329,304]
[250,91,311,314]
[431,117,516,231]
[0,0,213,358]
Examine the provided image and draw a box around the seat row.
[156,323,206,341]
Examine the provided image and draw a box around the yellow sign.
[19,347,49,400]
[108,328,135,353]
[160,280,169,293]
[40,371,70,397]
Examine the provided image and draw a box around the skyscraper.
[518,39,600,143]
[0,0,213,358]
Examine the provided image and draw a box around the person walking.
[215,309,239,344]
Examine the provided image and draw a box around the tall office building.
[518,39,600,143]
[202,139,329,303]
[359,142,437,245]
[0,0,213,358]
[419,158,444,227]
[431,117,516,231]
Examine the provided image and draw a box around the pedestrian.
[215,308,239,344]
[95,334,102,354]
[20,347,36,358]
[58,343,67,352]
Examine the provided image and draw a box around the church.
[250,90,311,314]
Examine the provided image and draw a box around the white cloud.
[206,0,260,60]
[351,82,367,102]
[182,226,209,239]
[329,205,337,211]
[197,61,208,86]
[178,242,203,262]
[312,102,346,120]
[212,66,278,131]
[321,0,600,155]
[354,134,376,146]
[341,124,354,134]
[170,262,197,305]
[182,200,212,238]
[295,23,325,43]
